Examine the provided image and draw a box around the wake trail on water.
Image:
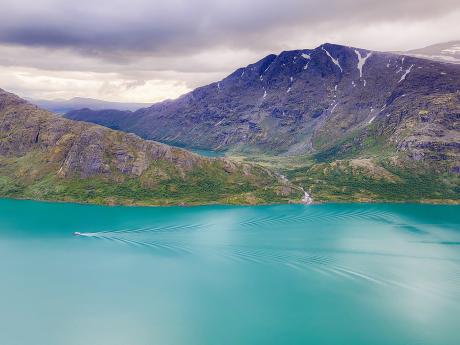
[108,236,193,255]
[239,208,401,229]
[216,245,389,285]
[217,244,460,298]
[92,222,210,235]
[74,228,459,298]
[70,206,460,299]
[73,222,212,242]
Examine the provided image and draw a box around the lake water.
[1,199,459,345]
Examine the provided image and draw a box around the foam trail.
[74,232,101,237]
[110,236,193,255]
[86,223,209,236]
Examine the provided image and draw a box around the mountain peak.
[65,43,460,167]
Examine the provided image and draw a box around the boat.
[73,232,82,236]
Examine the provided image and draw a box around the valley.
[64,43,460,204]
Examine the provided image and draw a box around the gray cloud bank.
[1,0,460,101]
[3,0,460,55]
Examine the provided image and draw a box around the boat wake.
[73,232,100,237]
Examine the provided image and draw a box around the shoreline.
[0,195,459,208]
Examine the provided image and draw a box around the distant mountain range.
[28,97,151,113]
[0,89,299,205]
[65,42,460,203]
[402,41,460,64]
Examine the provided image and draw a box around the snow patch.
[321,47,343,72]
[426,55,460,62]
[301,53,311,60]
[368,116,376,124]
[441,45,460,54]
[330,103,338,113]
[354,50,372,78]
[398,64,414,83]
[262,65,271,75]
[287,87,291,93]
[263,89,267,99]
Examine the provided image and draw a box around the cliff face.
[65,43,460,168]
[0,89,301,205]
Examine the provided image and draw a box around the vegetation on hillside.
[0,89,302,206]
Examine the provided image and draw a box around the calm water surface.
[1,199,459,345]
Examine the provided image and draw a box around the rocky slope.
[63,43,460,203]
[0,89,300,205]
[66,43,460,168]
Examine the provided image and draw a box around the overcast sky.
[1,0,460,102]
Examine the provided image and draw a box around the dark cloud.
[1,0,459,101]
[3,0,460,57]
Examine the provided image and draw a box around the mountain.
[0,89,300,205]
[29,97,150,113]
[66,43,460,161]
[65,43,460,203]
[402,41,460,64]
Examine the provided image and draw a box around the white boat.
[73,232,82,236]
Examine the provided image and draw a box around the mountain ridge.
[0,88,301,205]
[29,96,151,113]
[66,43,460,165]
[64,42,460,203]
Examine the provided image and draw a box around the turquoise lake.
[1,199,459,345]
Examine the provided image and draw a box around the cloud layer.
[2,0,460,102]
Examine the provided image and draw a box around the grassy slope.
[2,86,457,205]
[287,159,460,203]
[229,140,459,204]
[0,89,302,206]
[0,150,299,206]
